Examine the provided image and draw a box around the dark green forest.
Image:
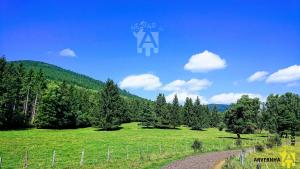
[11,60,140,99]
[1,57,299,138]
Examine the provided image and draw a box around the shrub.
[191,139,203,152]
[266,134,281,148]
[255,144,264,152]
[266,142,273,149]
[218,122,226,131]
[235,139,242,147]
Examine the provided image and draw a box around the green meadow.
[0,122,268,169]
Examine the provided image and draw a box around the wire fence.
[0,137,267,169]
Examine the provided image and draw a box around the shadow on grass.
[149,126,182,130]
[0,127,33,131]
[190,128,207,131]
[95,126,123,131]
[257,135,268,138]
[217,136,253,140]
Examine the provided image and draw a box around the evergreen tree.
[210,106,220,127]
[169,94,180,128]
[31,69,47,124]
[97,79,122,130]
[190,97,202,130]
[154,93,169,128]
[36,82,76,128]
[139,102,155,128]
[183,97,193,127]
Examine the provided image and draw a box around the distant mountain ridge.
[207,104,230,112]
[11,60,140,99]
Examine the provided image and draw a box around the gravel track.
[163,150,241,169]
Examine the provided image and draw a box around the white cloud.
[120,73,162,90]
[266,65,300,83]
[209,92,264,104]
[166,91,207,104]
[184,50,226,72]
[59,48,76,57]
[162,78,212,92]
[247,71,269,82]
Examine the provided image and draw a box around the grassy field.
[0,122,268,169]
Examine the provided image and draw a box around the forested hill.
[208,104,230,112]
[10,60,140,99]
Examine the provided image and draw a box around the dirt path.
[163,150,241,169]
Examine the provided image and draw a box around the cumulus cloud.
[162,78,212,92]
[209,93,264,104]
[120,73,162,90]
[59,48,77,57]
[166,91,207,104]
[184,50,226,72]
[266,65,300,83]
[247,71,269,82]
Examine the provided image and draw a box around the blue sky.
[1,0,299,104]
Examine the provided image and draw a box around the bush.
[191,139,203,152]
[255,144,264,152]
[266,142,273,149]
[266,134,281,148]
[235,139,242,147]
[218,122,226,131]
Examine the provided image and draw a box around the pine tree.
[183,97,193,127]
[22,69,35,125]
[35,84,59,128]
[169,94,180,128]
[210,106,220,127]
[36,82,76,129]
[154,93,168,128]
[97,79,122,130]
[190,97,205,130]
[139,102,155,128]
[31,69,47,124]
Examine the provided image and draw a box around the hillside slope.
[11,60,139,99]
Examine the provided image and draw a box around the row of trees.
[224,94,300,138]
[139,94,222,130]
[1,57,299,135]
[0,57,47,129]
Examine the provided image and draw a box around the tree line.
[224,94,300,138]
[1,57,299,137]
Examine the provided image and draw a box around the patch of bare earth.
[163,150,241,169]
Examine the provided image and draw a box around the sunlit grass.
[0,122,268,169]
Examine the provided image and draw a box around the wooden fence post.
[80,148,84,166]
[0,156,2,169]
[239,152,244,166]
[51,150,56,168]
[23,150,28,169]
[256,161,261,169]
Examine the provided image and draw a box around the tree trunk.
[31,94,38,124]
[237,133,241,139]
[23,88,29,117]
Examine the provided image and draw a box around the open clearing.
[0,122,267,169]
